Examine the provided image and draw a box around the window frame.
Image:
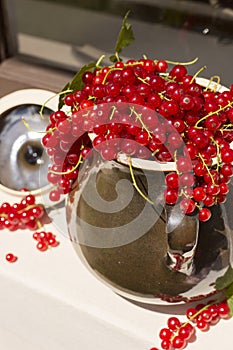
[0,0,18,62]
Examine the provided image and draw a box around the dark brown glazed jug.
[66,151,233,304]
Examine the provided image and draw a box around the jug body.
[67,154,233,304]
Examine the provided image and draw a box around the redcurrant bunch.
[42,56,233,222]
[32,230,59,252]
[151,299,230,350]
[0,193,45,231]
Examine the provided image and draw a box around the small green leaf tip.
[110,10,135,63]
[215,266,233,291]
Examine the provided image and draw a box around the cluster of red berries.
[32,230,59,252]
[42,57,233,222]
[151,299,230,350]
[0,193,60,262]
[0,193,44,231]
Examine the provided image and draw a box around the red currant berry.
[203,194,215,207]
[206,183,220,196]
[82,71,94,84]
[171,336,186,350]
[178,323,194,340]
[219,183,229,195]
[205,114,221,131]
[36,241,48,252]
[196,319,209,331]
[156,60,168,73]
[186,308,197,322]
[164,189,178,205]
[159,328,173,341]
[221,148,233,163]
[64,93,74,106]
[101,147,117,161]
[161,339,171,350]
[6,253,18,263]
[135,130,150,146]
[180,95,195,110]
[180,198,196,214]
[218,302,230,318]
[193,187,206,201]
[49,190,61,202]
[167,317,181,331]
[200,309,212,323]
[48,237,59,247]
[169,65,187,81]
[176,156,192,173]
[0,202,11,213]
[165,172,179,189]
[198,207,211,222]
[180,173,195,187]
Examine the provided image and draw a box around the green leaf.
[216,268,233,316]
[215,266,233,291]
[227,293,233,316]
[110,11,134,63]
[109,54,119,63]
[224,282,233,316]
[58,61,96,109]
[224,281,233,299]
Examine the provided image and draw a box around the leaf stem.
[115,52,121,62]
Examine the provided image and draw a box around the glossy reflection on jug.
[67,152,233,304]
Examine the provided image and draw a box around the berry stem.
[109,106,117,120]
[211,137,221,172]
[17,204,43,214]
[39,89,73,119]
[198,152,217,186]
[195,101,233,127]
[130,107,152,139]
[96,54,106,67]
[190,65,207,84]
[204,75,221,92]
[135,75,150,85]
[158,92,170,101]
[49,153,83,175]
[102,67,122,84]
[128,157,154,205]
[160,57,199,66]
[22,117,56,134]
[36,219,43,230]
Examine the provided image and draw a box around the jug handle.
[165,204,199,275]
